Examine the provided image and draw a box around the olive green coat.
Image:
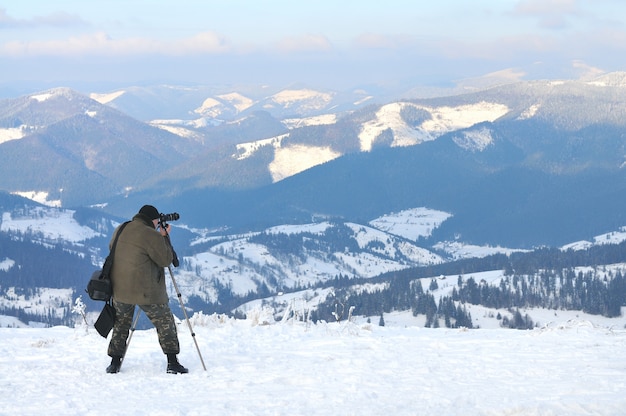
[109,214,173,305]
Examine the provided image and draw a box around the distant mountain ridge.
[1,74,626,247]
[89,84,376,122]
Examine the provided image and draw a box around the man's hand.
[159,223,171,236]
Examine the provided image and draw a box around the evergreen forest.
[310,241,626,329]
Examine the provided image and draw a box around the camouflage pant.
[107,300,180,357]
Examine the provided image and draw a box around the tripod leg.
[167,265,207,371]
[119,306,140,370]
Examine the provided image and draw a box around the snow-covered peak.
[194,97,224,118]
[585,71,626,87]
[419,101,509,134]
[30,93,54,102]
[29,87,77,102]
[358,101,509,152]
[90,90,126,104]
[265,89,334,113]
[193,92,255,118]
[359,102,433,151]
[217,92,255,112]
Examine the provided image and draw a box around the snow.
[217,92,254,112]
[354,95,373,105]
[194,97,223,117]
[359,102,431,151]
[234,133,341,182]
[11,191,60,207]
[151,118,214,129]
[0,287,73,322]
[419,101,509,134]
[270,144,341,182]
[269,89,334,111]
[0,125,29,144]
[176,212,454,301]
[433,241,528,260]
[518,104,540,120]
[193,93,254,117]
[266,222,333,235]
[562,226,626,251]
[282,114,337,129]
[369,207,452,240]
[344,222,443,264]
[4,205,626,414]
[234,134,287,161]
[0,257,14,271]
[90,90,126,104]
[452,127,494,152]
[2,313,626,415]
[30,92,53,102]
[150,122,206,141]
[358,101,509,152]
[0,208,103,243]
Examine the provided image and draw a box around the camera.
[160,212,180,223]
[159,212,180,267]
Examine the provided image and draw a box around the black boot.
[106,356,122,374]
[166,353,188,374]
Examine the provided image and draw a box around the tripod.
[162,222,207,371]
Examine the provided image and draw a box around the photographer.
[105,204,188,374]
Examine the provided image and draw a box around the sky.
[1,0,626,94]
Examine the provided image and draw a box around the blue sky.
[1,0,626,93]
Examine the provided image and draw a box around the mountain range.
[4,73,626,246]
[3,73,626,326]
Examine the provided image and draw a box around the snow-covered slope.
[3,200,626,330]
[227,99,511,182]
[358,101,509,151]
[3,317,626,415]
[176,210,452,303]
[0,209,105,242]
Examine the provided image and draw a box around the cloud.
[168,32,231,54]
[0,7,87,29]
[571,60,605,79]
[514,0,579,15]
[512,0,581,29]
[455,68,528,89]
[0,31,230,57]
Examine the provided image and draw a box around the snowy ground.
[2,312,626,416]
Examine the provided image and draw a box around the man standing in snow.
[105,204,188,374]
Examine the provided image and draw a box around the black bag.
[86,221,130,301]
[94,301,116,338]
[86,266,113,301]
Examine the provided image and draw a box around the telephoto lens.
[160,212,180,222]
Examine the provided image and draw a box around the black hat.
[138,205,160,220]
